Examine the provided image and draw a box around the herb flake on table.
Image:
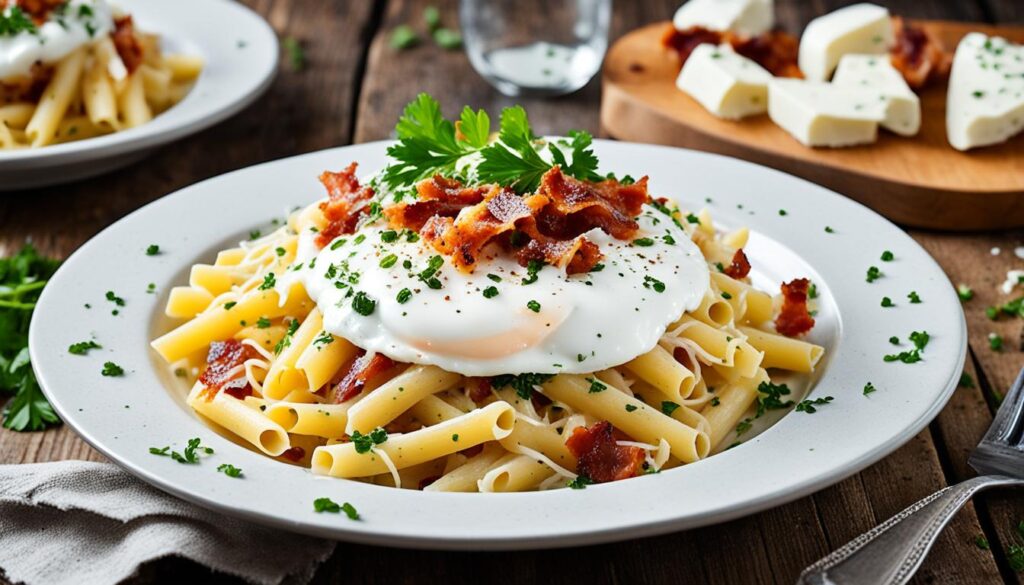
[0,245,61,431]
[283,36,307,71]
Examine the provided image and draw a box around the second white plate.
[0,0,278,190]
[29,141,966,549]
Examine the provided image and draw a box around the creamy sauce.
[0,0,115,81]
[282,203,710,377]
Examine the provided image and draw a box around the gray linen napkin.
[0,461,336,585]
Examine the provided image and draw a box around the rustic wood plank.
[982,0,1024,23]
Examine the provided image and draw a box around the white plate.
[0,0,277,190]
[29,141,966,549]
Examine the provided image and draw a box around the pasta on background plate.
[152,94,824,492]
[0,0,202,149]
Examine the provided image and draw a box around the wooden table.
[2,1,1022,583]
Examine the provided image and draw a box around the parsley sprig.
[381,93,602,193]
[0,245,60,432]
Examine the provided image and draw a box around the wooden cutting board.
[601,21,1024,230]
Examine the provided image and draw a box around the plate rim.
[29,140,967,549]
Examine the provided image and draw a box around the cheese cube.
[672,0,774,37]
[799,3,893,82]
[833,54,920,136]
[676,43,773,119]
[768,78,887,147]
[946,33,1024,151]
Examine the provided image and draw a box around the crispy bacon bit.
[775,278,816,337]
[281,447,306,462]
[326,350,397,403]
[890,17,950,90]
[466,377,492,403]
[0,63,52,103]
[723,248,751,280]
[459,444,484,458]
[112,16,145,74]
[565,421,646,483]
[661,25,724,64]
[661,25,802,78]
[392,168,649,274]
[14,0,64,22]
[198,339,257,400]
[315,162,376,248]
[729,30,803,78]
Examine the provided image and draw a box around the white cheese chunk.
[672,0,774,36]
[798,3,893,82]
[676,43,773,119]
[946,33,1024,151]
[833,54,920,136]
[768,78,887,147]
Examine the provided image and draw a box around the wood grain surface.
[1,1,1023,584]
[601,21,1024,230]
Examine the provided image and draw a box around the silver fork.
[798,367,1024,585]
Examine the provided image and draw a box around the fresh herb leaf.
[390,24,419,50]
[587,378,607,393]
[795,396,833,413]
[217,463,243,478]
[283,36,307,70]
[863,382,877,396]
[145,244,160,256]
[661,401,680,415]
[351,427,388,454]
[68,340,101,355]
[432,28,462,50]
[491,372,554,400]
[101,361,124,377]
[567,475,593,489]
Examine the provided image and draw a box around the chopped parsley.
[633,237,655,247]
[224,301,237,310]
[396,288,412,304]
[150,437,213,464]
[274,319,300,355]
[314,331,334,347]
[662,234,676,245]
[313,497,359,519]
[989,332,1004,352]
[389,24,420,50]
[491,373,554,400]
[625,404,638,412]
[105,290,125,307]
[379,254,398,268]
[258,272,276,290]
[526,300,541,312]
[275,247,286,257]
[643,276,666,293]
[908,291,922,304]
[866,266,882,283]
[685,213,700,224]
[880,250,894,261]
[145,244,160,256]
[881,296,894,308]
[975,535,991,550]
[721,292,732,300]
[957,284,974,301]
[351,291,376,316]
[959,373,975,388]
[255,316,271,329]
[0,7,37,37]
[778,209,788,216]
[482,286,499,298]
[587,378,607,393]
[884,330,929,363]
[795,396,833,413]
[521,259,544,285]
[101,361,125,377]
[567,475,593,489]
[889,336,899,344]
[217,463,243,478]
[68,340,101,355]
[863,382,877,396]
[487,273,502,283]
[824,226,835,233]
[283,36,307,71]
[351,427,388,453]
[985,296,1024,320]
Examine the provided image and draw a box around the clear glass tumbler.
[460,0,612,98]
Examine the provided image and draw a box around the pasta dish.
[0,0,202,149]
[151,94,824,492]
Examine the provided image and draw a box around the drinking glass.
[460,0,612,97]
